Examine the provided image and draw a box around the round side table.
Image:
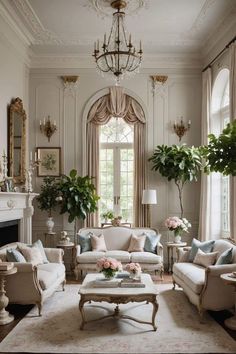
[220,273,236,330]
[166,242,187,273]
[57,242,75,274]
[0,267,17,325]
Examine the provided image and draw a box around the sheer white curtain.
[229,43,236,240]
[198,68,212,241]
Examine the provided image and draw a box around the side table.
[0,267,17,325]
[166,242,187,273]
[57,242,75,274]
[220,273,236,330]
[44,232,56,248]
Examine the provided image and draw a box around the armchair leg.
[198,305,205,323]
[172,279,176,290]
[36,301,42,316]
[74,266,79,281]
[62,279,66,291]
[160,267,164,281]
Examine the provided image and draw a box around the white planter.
[174,235,182,243]
[46,217,54,233]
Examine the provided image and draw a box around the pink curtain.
[86,86,147,227]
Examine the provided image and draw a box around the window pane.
[99,148,114,219]
[100,117,133,143]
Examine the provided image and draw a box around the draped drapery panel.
[85,86,148,227]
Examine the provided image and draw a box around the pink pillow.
[90,234,107,252]
[128,233,146,252]
[18,246,44,266]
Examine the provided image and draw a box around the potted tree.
[37,177,59,233]
[149,144,202,218]
[58,169,99,236]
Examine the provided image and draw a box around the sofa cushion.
[78,233,92,253]
[6,249,26,263]
[37,263,65,278]
[143,232,161,254]
[216,247,233,265]
[38,269,58,290]
[91,234,107,252]
[193,249,218,268]
[18,245,44,266]
[189,239,215,262]
[128,234,146,252]
[130,252,162,264]
[105,250,130,262]
[77,251,105,264]
[32,240,49,264]
[173,262,205,294]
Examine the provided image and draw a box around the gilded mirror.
[8,97,26,184]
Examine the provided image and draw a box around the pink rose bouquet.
[165,216,191,236]
[97,257,122,279]
[125,262,142,276]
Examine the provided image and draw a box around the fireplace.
[0,220,19,247]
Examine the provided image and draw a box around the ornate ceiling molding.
[189,0,217,36]
[83,0,149,19]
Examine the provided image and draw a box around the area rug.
[0,283,236,354]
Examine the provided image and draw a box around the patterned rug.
[0,283,236,353]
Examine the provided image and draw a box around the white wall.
[0,11,29,158]
[29,68,202,255]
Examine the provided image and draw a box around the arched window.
[211,68,230,236]
[99,117,134,223]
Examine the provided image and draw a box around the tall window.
[99,117,134,223]
[211,68,230,236]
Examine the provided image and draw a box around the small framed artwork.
[36,147,61,177]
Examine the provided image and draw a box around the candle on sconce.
[30,151,33,161]
[188,120,191,125]
[34,152,37,162]
[3,149,6,157]
[40,120,42,126]
[54,120,56,126]
[43,117,46,125]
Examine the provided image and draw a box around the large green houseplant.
[149,144,202,217]
[59,169,99,235]
[203,120,236,176]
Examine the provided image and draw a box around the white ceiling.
[3,0,236,59]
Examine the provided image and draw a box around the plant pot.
[174,231,182,243]
[46,217,54,233]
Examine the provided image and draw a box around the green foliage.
[37,177,59,217]
[202,120,236,176]
[101,210,114,220]
[59,169,99,223]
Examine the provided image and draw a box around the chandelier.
[92,0,143,83]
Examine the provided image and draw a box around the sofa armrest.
[13,262,36,272]
[156,242,163,259]
[176,247,191,262]
[44,248,64,263]
[206,264,236,277]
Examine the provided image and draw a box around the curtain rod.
[202,35,236,73]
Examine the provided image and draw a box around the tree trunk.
[175,181,184,218]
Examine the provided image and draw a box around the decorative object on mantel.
[25,152,40,193]
[40,116,57,142]
[142,189,157,228]
[165,216,191,243]
[149,144,202,217]
[2,150,8,180]
[173,117,191,142]
[37,177,59,234]
[92,0,143,83]
[36,147,61,177]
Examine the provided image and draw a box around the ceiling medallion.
[85,0,148,18]
[92,0,143,83]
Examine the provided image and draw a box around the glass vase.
[174,230,182,243]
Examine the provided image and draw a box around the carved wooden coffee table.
[78,273,158,331]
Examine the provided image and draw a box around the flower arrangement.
[165,216,191,236]
[125,263,142,278]
[97,257,122,279]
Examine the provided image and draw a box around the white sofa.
[172,239,236,316]
[0,242,66,315]
[74,226,163,280]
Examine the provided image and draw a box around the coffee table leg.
[79,297,86,330]
[151,298,158,331]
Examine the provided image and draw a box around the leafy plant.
[149,144,202,217]
[202,120,236,176]
[37,177,59,217]
[101,210,114,220]
[59,169,99,232]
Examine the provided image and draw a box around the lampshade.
[142,189,157,205]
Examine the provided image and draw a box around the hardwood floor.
[0,272,235,344]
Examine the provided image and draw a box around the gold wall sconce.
[173,117,191,141]
[40,116,57,142]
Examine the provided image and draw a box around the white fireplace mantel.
[0,192,38,244]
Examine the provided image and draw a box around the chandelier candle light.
[92,0,143,83]
[173,117,191,141]
[40,116,57,142]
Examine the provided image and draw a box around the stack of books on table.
[120,278,145,288]
[0,262,14,271]
[91,278,120,288]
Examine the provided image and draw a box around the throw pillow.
[193,248,218,268]
[143,232,161,254]
[78,233,92,253]
[32,239,49,263]
[216,247,233,265]
[6,249,26,263]
[90,234,107,252]
[18,245,44,266]
[128,233,146,252]
[189,238,215,262]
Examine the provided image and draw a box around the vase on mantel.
[46,217,54,233]
[174,230,182,243]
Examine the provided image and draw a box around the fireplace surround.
[0,192,38,244]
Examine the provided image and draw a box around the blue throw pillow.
[143,232,161,254]
[78,233,92,253]
[216,247,233,265]
[6,249,26,263]
[189,238,215,262]
[32,239,49,264]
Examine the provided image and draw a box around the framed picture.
[36,147,61,177]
